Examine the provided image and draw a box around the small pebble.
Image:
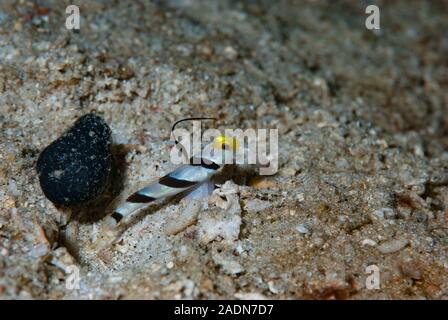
[234,292,267,300]
[361,238,377,247]
[296,223,310,235]
[371,208,396,220]
[29,243,50,258]
[377,238,409,254]
[36,113,112,206]
[267,281,280,294]
[372,210,385,219]
[223,46,238,60]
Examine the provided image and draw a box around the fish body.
[105,136,237,229]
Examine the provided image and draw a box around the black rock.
[36,113,112,207]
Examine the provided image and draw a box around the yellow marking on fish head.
[213,135,239,151]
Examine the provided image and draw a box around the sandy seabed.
[0,0,447,299]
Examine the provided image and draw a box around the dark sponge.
[36,113,112,207]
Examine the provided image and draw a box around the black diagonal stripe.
[112,211,123,223]
[189,157,221,171]
[159,175,197,189]
[126,192,157,203]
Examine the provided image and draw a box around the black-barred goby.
[104,135,238,230]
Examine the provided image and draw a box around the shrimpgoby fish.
[103,135,239,230]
